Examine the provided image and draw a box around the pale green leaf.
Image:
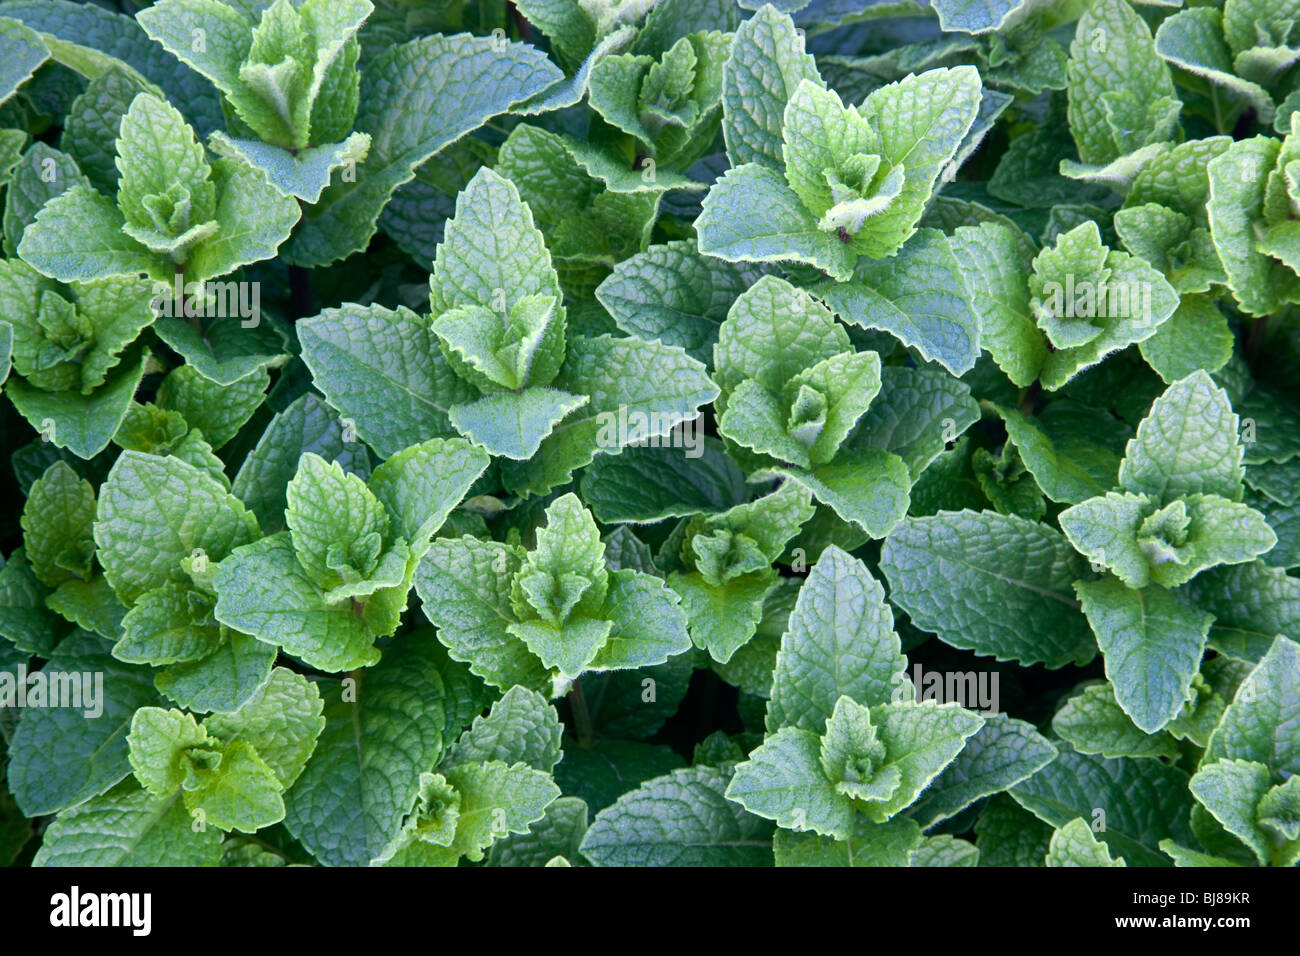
[1075,578,1213,733]
[880,510,1096,668]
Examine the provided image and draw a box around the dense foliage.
[0,0,1298,868]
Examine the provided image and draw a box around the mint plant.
[2,0,1299,872]
[18,92,299,284]
[137,0,373,201]
[416,492,691,696]
[0,259,155,457]
[214,438,488,672]
[699,6,983,280]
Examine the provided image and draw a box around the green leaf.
[415,537,550,693]
[718,379,816,467]
[863,700,984,822]
[514,492,607,626]
[510,0,598,73]
[949,221,1042,387]
[94,451,260,606]
[151,315,289,388]
[157,364,268,450]
[906,714,1058,828]
[33,781,223,866]
[435,760,560,862]
[1189,758,1274,865]
[203,667,325,788]
[880,510,1096,668]
[720,4,818,167]
[46,574,125,640]
[931,0,1025,34]
[282,635,448,866]
[449,388,589,461]
[1010,744,1192,867]
[285,452,389,588]
[489,796,589,867]
[582,765,774,866]
[113,583,221,666]
[579,438,748,524]
[446,686,562,773]
[725,725,853,837]
[1066,0,1177,167]
[768,449,913,539]
[231,392,371,533]
[1075,578,1213,733]
[774,815,922,867]
[853,66,983,249]
[20,461,96,588]
[156,632,277,716]
[1046,817,1126,867]
[713,274,846,399]
[0,547,67,656]
[7,630,161,816]
[3,143,91,255]
[6,351,147,460]
[668,568,772,665]
[588,568,693,672]
[298,302,473,458]
[696,162,856,280]
[1155,8,1277,126]
[1053,683,1180,760]
[367,437,489,543]
[909,834,980,867]
[1119,370,1246,504]
[848,365,980,479]
[285,34,563,266]
[815,229,982,376]
[781,80,893,242]
[995,401,1129,504]
[766,545,907,733]
[975,794,1053,867]
[114,92,216,251]
[1207,136,1300,317]
[1058,491,1151,588]
[510,617,612,679]
[1188,562,1300,663]
[0,16,49,105]
[208,132,371,203]
[506,332,718,495]
[183,739,285,833]
[493,123,660,270]
[430,166,562,318]
[1205,636,1300,777]
[126,707,215,797]
[594,239,760,364]
[1257,776,1300,847]
[212,533,388,673]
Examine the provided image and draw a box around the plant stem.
[568,677,593,748]
[1017,379,1041,416]
[176,265,201,333]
